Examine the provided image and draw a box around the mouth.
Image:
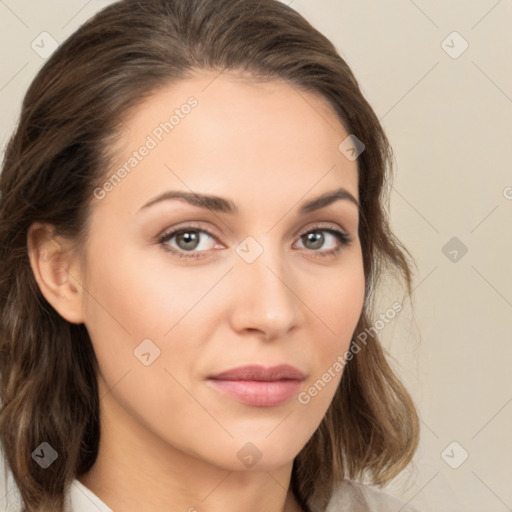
[207,364,306,407]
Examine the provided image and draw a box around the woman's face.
[80,70,365,472]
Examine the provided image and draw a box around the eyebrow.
[138,187,359,214]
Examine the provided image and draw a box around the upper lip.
[208,364,306,381]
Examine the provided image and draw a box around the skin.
[28,70,365,512]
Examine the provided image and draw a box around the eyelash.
[157,223,353,260]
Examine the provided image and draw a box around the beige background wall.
[1,1,511,511]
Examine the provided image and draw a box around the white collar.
[67,477,420,512]
[67,479,113,512]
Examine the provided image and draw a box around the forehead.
[97,70,359,214]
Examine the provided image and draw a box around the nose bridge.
[230,233,300,338]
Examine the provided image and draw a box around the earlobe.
[27,222,85,324]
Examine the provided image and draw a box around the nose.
[228,241,302,341]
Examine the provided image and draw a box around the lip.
[208,364,306,381]
[207,364,306,407]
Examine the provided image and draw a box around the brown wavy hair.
[0,0,420,510]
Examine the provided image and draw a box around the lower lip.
[207,379,304,407]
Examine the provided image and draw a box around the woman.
[0,0,422,511]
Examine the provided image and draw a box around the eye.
[158,224,218,259]
[294,224,353,259]
[158,223,353,260]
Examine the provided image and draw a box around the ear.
[27,222,85,324]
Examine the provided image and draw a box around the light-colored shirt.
[1,477,422,511]
[65,478,422,512]
[322,479,422,512]
[66,479,113,512]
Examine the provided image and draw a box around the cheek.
[80,238,222,380]
[314,249,365,346]
[79,242,215,436]
[302,250,365,396]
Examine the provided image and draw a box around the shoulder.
[324,479,422,512]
